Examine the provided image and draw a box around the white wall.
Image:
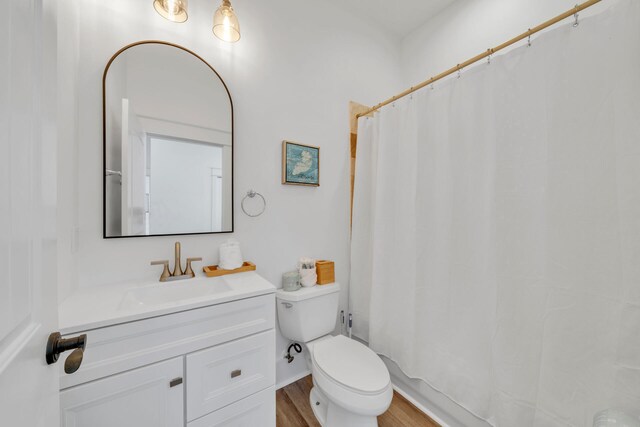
[56,0,402,386]
[391,1,619,426]
[401,0,614,86]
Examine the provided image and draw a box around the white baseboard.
[276,369,312,390]
[392,383,450,427]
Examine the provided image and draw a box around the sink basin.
[119,278,232,310]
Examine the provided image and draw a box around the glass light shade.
[153,0,188,23]
[213,0,241,43]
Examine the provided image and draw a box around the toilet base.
[310,386,328,425]
[310,385,379,427]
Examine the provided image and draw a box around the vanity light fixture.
[213,0,241,43]
[153,0,188,23]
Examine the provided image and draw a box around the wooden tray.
[203,261,256,277]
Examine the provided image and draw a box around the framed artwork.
[282,141,320,186]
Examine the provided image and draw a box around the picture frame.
[282,140,320,186]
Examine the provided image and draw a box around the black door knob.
[46,332,87,374]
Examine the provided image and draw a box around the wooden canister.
[315,260,335,285]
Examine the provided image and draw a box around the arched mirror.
[103,41,233,238]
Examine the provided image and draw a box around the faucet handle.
[185,257,203,278]
[151,260,171,282]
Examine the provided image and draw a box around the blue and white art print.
[282,141,320,186]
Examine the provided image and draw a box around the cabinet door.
[188,387,275,427]
[60,357,184,427]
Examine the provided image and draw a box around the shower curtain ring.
[527,30,532,47]
[573,5,579,27]
[457,65,461,79]
[487,49,491,65]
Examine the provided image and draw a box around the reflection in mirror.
[103,42,233,238]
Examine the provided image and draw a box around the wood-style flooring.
[276,375,440,427]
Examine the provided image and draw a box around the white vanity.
[57,272,276,427]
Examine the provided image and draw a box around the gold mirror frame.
[102,41,234,239]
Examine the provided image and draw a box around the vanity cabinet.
[58,293,276,427]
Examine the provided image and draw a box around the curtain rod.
[356,0,603,119]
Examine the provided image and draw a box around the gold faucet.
[173,242,183,276]
[151,242,202,282]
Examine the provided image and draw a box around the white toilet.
[276,283,393,427]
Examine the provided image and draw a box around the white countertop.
[58,271,276,335]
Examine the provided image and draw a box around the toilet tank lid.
[276,282,340,302]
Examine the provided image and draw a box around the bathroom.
[1,0,639,426]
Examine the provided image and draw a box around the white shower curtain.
[350,1,640,426]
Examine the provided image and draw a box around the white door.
[0,0,60,426]
[121,99,147,235]
[148,137,222,234]
[60,357,184,427]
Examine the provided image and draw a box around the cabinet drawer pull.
[230,369,242,378]
[169,377,183,387]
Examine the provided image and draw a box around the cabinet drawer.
[60,357,184,427]
[188,387,275,427]
[186,330,275,421]
[60,293,275,389]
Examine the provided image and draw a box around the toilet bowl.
[306,335,393,426]
[276,283,392,426]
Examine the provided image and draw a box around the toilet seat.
[309,335,393,417]
[312,335,390,395]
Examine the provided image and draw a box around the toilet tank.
[276,283,340,343]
